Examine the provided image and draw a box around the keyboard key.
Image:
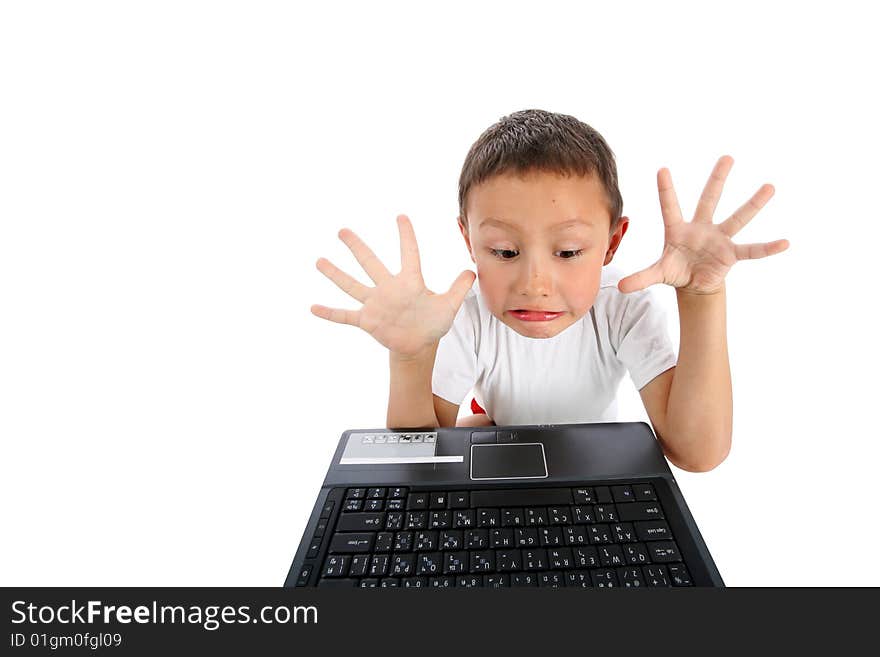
[548,506,572,525]
[457,575,483,587]
[345,488,365,499]
[417,552,443,576]
[598,545,626,567]
[450,492,470,508]
[466,529,488,549]
[633,483,657,501]
[295,565,313,587]
[496,549,523,571]
[441,530,463,550]
[539,572,566,587]
[565,571,593,588]
[430,576,455,588]
[490,528,515,548]
[393,531,413,551]
[367,488,387,499]
[348,554,370,577]
[380,578,400,587]
[668,564,693,586]
[573,546,600,568]
[329,532,374,554]
[539,526,564,547]
[591,568,618,587]
[319,500,334,519]
[444,551,468,574]
[415,530,438,551]
[634,520,672,541]
[612,522,637,543]
[429,492,448,509]
[470,551,495,572]
[564,526,589,546]
[623,543,651,566]
[572,487,596,504]
[588,524,614,545]
[647,540,682,563]
[374,532,394,552]
[616,566,645,588]
[407,492,428,510]
[512,573,539,586]
[611,485,635,503]
[391,554,416,576]
[549,547,574,569]
[322,555,349,577]
[616,502,665,523]
[317,578,358,588]
[343,499,363,512]
[501,508,525,527]
[402,577,428,588]
[515,527,539,547]
[389,487,408,499]
[643,565,670,586]
[477,509,500,528]
[526,507,548,526]
[484,574,509,588]
[429,511,451,529]
[406,512,427,530]
[524,549,548,570]
[454,510,475,528]
[369,554,389,577]
[337,512,385,532]
[364,499,384,512]
[594,486,613,504]
[471,488,573,508]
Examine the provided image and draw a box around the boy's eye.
[557,249,584,259]
[489,249,519,260]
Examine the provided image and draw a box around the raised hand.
[310,214,476,358]
[618,155,790,295]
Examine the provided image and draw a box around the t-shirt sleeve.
[613,287,678,390]
[431,296,479,406]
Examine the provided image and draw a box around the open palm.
[310,215,476,358]
[618,155,790,295]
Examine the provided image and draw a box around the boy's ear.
[458,216,476,263]
[603,216,630,265]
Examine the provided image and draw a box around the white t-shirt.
[431,265,678,425]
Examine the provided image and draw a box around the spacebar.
[470,487,573,507]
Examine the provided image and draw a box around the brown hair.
[458,109,623,232]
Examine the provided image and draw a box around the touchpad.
[470,443,548,480]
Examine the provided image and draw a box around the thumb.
[443,270,477,310]
[618,263,663,294]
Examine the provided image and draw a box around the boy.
[311,109,788,472]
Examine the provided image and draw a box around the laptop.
[284,421,724,588]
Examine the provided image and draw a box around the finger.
[693,155,734,224]
[734,239,790,260]
[617,262,664,293]
[397,214,423,277]
[338,228,393,285]
[315,257,370,303]
[310,303,361,326]
[657,168,684,228]
[442,270,477,312]
[719,184,775,238]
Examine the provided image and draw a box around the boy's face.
[459,170,629,339]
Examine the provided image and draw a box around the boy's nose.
[517,256,553,298]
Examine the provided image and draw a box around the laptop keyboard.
[310,483,694,588]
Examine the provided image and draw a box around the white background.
[1,1,877,587]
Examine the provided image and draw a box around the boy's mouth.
[508,309,565,322]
